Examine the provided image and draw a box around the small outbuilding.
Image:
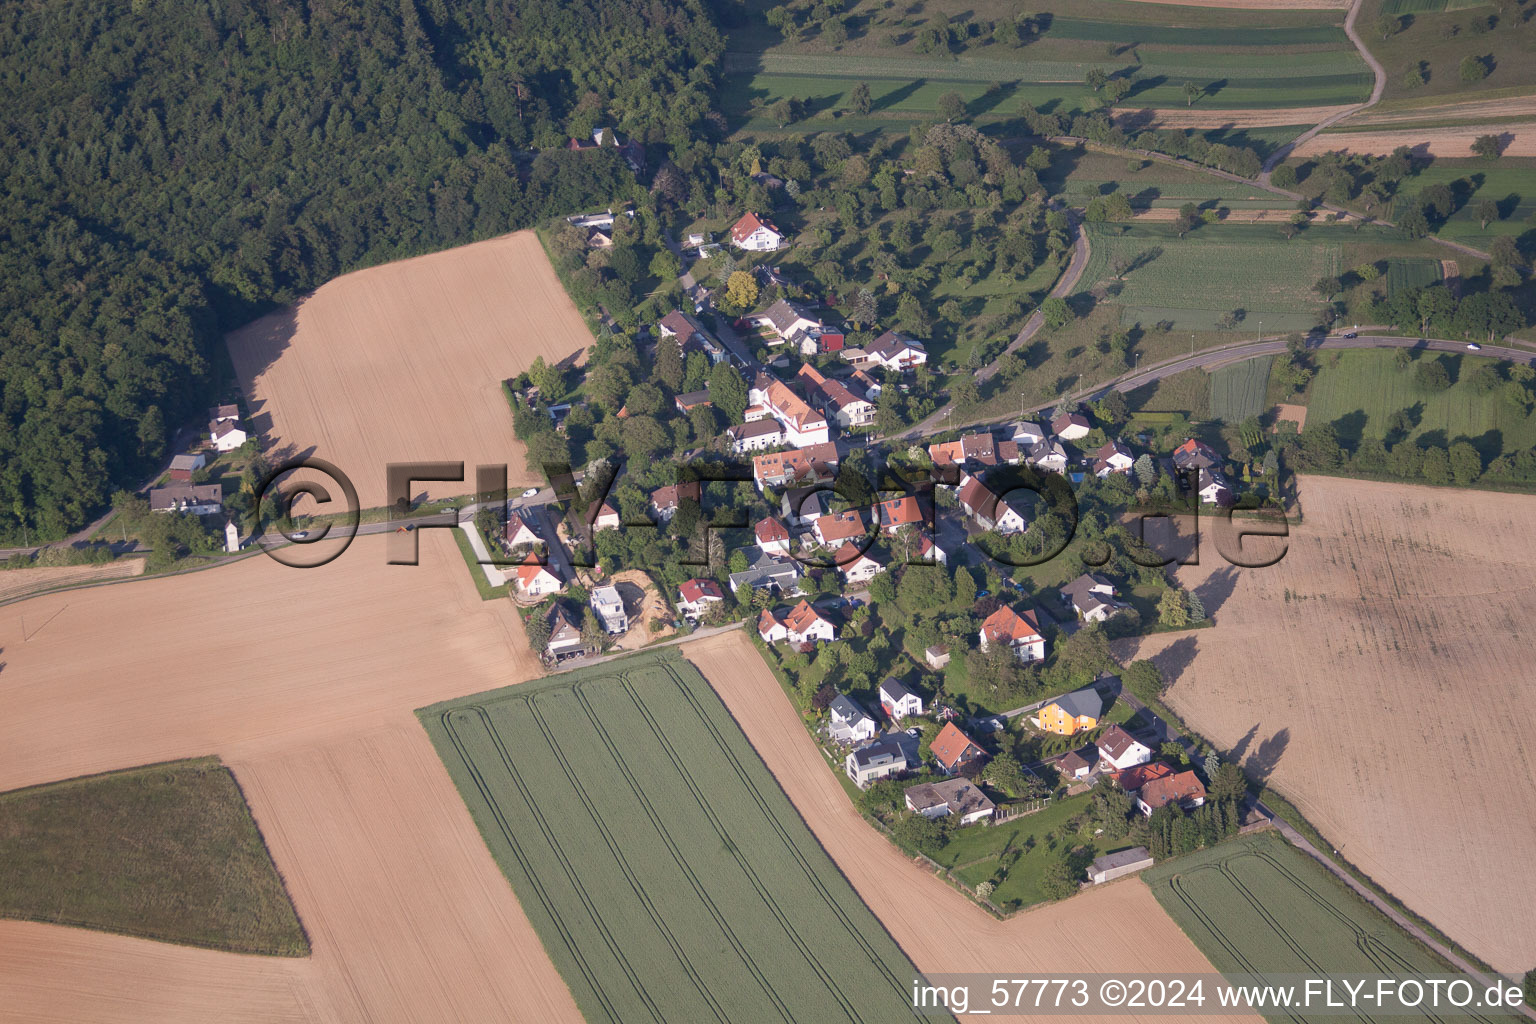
[1088,847,1154,884]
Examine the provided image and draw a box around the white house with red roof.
[978,605,1046,662]
[755,516,792,555]
[813,508,868,547]
[750,373,829,447]
[515,552,562,598]
[677,578,725,622]
[874,494,926,535]
[757,608,790,644]
[915,534,948,565]
[589,500,620,532]
[782,599,836,644]
[729,211,784,251]
[956,476,1026,535]
[832,541,884,585]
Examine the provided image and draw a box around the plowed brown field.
[0,532,580,1024]
[227,231,592,509]
[1117,475,1536,974]
[683,631,1261,1024]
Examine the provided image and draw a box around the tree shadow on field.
[1150,634,1198,690]
[1193,565,1238,618]
[1247,727,1289,785]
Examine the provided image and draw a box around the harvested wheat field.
[1299,122,1536,158]
[227,230,592,509]
[1132,207,1358,223]
[0,532,581,1024]
[0,558,144,605]
[683,631,1260,1024]
[1341,96,1536,128]
[1117,475,1536,974]
[1119,0,1346,7]
[1119,105,1352,129]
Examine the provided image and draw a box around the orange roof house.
[979,606,1046,662]
[1136,770,1207,815]
[930,722,986,773]
[1115,762,1174,793]
[875,495,925,534]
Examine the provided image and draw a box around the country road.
[1260,0,1387,177]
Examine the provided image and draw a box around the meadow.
[1357,0,1536,103]
[1305,347,1536,453]
[1073,222,1347,332]
[1385,256,1444,296]
[1384,158,1536,251]
[1143,831,1508,1020]
[421,651,925,1024]
[0,758,306,956]
[1209,357,1273,422]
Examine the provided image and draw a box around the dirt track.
[0,559,144,605]
[1298,122,1536,157]
[0,532,581,1024]
[227,231,592,509]
[1118,0,1347,7]
[1119,105,1354,129]
[1117,475,1536,974]
[683,631,1261,1024]
[1342,96,1536,127]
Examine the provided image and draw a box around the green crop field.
[420,651,924,1024]
[1305,348,1536,453]
[1386,257,1443,296]
[0,757,307,956]
[1144,832,1509,1024]
[1073,222,1346,332]
[1383,159,1536,251]
[1210,358,1273,422]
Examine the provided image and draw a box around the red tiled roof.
[758,608,784,635]
[517,551,555,586]
[755,517,790,543]
[731,211,779,244]
[753,444,839,483]
[680,578,723,604]
[981,606,1042,645]
[815,509,868,543]
[1116,762,1173,793]
[930,722,982,771]
[651,481,702,509]
[876,495,924,530]
[783,599,828,634]
[1138,769,1206,810]
[832,540,878,568]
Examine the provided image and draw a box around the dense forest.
[0,0,724,540]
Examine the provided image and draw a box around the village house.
[956,476,1027,535]
[658,309,727,364]
[904,778,996,825]
[1198,467,1236,506]
[209,418,247,452]
[1032,687,1103,735]
[677,578,725,623]
[505,508,545,550]
[928,431,1015,473]
[728,418,786,453]
[782,485,832,525]
[1115,762,1174,793]
[1096,725,1154,772]
[586,227,613,248]
[813,508,868,548]
[757,608,790,644]
[148,483,223,515]
[924,644,951,670]
[914,534,949,566]
[168,453,206,482]
[544,604,594,663]
[828,694,878,744]
[978,605,1047,662]
[515,552,562,598]
[1059,573,1127,623]
[1172,438,1222,472]
[674,389,712,414]
[590,585,627,635]
[797,365,871,428]
[1136,770,1207,816]
[1011,420,1044,446]
[753,299,843,355]
[1092,440,1136,478]
[1051,411,1091,441]
[588,500,621,532]
[874,494,926,536]
[929,722,986,774]
[832,541,884,585]
[731,551,802,597]
[749,373,830,447]
[1058,748,1094,780]
[845,736,911,788]
[1024,437,1069,474]
[782,599,836,645]
[566,126,644,172]
[729,211,784,252]
[649,481,702,523]
[210,403,239,424]
[864,330,928,371]
[878,677,923,720]
[851,368,882,400]
[754,516,792,556]
[1088,847,1155,884]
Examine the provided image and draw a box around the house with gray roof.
[828,694,877,744]
[727,550,802,597]
[904,777,996,825]
[845,736,911,788]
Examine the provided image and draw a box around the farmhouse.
[957,476,1026,535]
[930,722,985,774]
[864,331,927,371]
[878,677,923,720]
[209,419,247,452]
[845,736,911,788]
[148,483,223,515]
[813,508,868,547]
[728,418,785,453]
[544,605,594,662]
[677,578,725,622]
[904,778,995,825]
[730,211,784,252]
[1051,411,1091,441]
[1096,725,1153,771]
[754,516,792,556]
[168,453,206,481]
[1032,688,1102,735]
[1092,440,1135,478]
[590,585,627,634]
[832,541,884,585]
[978,606,1046,662]
[1136,770,1207,816]
[650,481,701,523]
[1088,847,1154,884]
[515,552,562,598]
[1060,573,1126,623]
[828,694,879,745]
[924,645,950,669]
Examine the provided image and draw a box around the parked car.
[522,487,540,497]
[1467,342,1482,351]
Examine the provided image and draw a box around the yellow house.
[1033,687,1102,736]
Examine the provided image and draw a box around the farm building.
[148,483,223,515]
[1088,847,1154,884]
[167,453,206,481]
